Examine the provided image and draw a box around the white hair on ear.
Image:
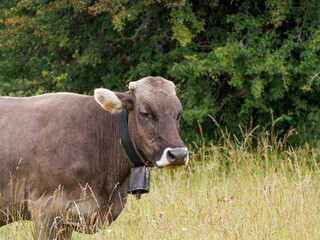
[168,80,176,95]
[128,81,137,91]
[94,88,123,113]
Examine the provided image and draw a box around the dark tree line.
[1,0,320,145]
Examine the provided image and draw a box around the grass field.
[1,127,320,239]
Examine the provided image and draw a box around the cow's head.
[94,76,188,168]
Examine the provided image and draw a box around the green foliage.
[1,0,320,146]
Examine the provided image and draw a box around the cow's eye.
[139,112,150,119]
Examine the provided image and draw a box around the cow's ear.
[94,88,133,113]
[94,88,124,113]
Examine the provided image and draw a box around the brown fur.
[0,77,186,239]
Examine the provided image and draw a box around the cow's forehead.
[129,77,181,111]
[129,77,176,96]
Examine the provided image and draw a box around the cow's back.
[0,93,94,182]
[0,93,128,224]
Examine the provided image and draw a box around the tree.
[1,0,320,145]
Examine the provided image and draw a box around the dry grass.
[1,126,320,239]
[95,143,320,240]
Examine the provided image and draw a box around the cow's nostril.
[156,147,189,167]
[167,150,176,161]
[167,148,188,164]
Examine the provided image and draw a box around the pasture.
[1,129,320,239]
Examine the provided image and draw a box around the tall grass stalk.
[1,124,320,239]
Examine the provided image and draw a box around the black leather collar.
[118,110,145,167]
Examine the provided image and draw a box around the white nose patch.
[156,147,189,167]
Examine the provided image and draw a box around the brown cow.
[0,76,188,239]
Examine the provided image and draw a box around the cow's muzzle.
[156,147,189,168]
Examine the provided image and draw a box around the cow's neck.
[90,98,133,196]
[117,110,145,167]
